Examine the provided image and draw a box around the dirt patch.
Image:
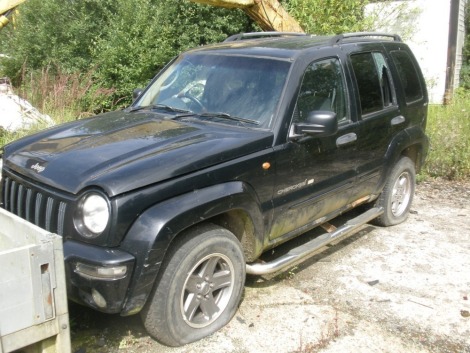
[70,179,470,353]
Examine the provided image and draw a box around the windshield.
[134,53,291,128]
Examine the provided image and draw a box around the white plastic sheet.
[0,78,53,131]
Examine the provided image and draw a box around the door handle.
[391,115,405,126]
[336,133,357,147]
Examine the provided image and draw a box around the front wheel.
[141,224,245,347]
[373,156,416,226]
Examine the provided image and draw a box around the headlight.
[75,193,110,238]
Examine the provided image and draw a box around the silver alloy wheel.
[391,171,412,217]
[181,253,235,328]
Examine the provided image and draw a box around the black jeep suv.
[1,32,428,346]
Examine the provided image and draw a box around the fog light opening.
[91,288,107,309]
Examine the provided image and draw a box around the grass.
[424,91,470,180]
[1,67,113,147]
[1,71,470,182]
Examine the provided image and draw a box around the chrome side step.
[246,207,384,275]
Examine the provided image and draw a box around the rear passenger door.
[343,45,402,200]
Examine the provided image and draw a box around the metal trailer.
[0,208,71,353]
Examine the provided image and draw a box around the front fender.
[119,181,264,315]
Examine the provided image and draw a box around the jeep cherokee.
[0,32,429,346]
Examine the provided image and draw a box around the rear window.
[350,52,395,115]
[390,50,423,103]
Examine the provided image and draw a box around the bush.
[0,0,255,110]
[283,0,369,34]
[89,0,255,109]
[0,0,112,78]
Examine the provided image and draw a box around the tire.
[373,156,416,226]
[141,223,245,347]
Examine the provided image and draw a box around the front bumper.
[64,240,135,314]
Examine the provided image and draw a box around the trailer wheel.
[374,156,416,226]
[141,224,245,347]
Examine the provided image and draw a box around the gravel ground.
[70,179,470,353]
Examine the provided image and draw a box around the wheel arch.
[119,181,264,315]
[385,126,429,176]
[400,143,424,172]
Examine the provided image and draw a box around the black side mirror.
[293,111,338,137]
[133,88,143,101]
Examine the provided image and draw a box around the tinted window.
[351,52,394,115]
[295,58,348,124]
[390,50,423,103]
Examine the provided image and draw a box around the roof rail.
[331,32,402,44]
[224,31,306,42]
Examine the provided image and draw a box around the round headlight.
[80,193,110,236]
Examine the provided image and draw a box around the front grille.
[2,175,68,235]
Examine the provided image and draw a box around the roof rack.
[224,31,307,42]
[331,32,402,44]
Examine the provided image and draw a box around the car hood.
[3,111,274,196]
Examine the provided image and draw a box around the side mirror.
[133,88,143,101]
[293,111,338,137]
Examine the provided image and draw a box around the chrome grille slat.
[17,184,25,218]
[4,177,11,210]
[58,202,67,235]
[35,193,43,226]
[10,180,17,213]
[45,197,54,231]
[1,176,68,236]
[25,189,33,222]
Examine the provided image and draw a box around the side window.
[350,52,395,115]
[390,50,424,103]
[294,58,348,124]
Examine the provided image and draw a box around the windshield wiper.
[196,112,260,126]
[129,104,192,114]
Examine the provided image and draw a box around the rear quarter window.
[390,50,424,103]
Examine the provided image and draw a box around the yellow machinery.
[0,0,26,29]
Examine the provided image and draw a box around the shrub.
[283,0,369,34]
[0,0,255,110]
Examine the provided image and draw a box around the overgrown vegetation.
[423,92,470,180]
[283,0,369,34]
[0,0,373,111]
[0,0,256,109]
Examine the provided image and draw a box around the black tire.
[141,223,245,347]
[373,156,416,226]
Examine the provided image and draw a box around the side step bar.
[246,207,384,275]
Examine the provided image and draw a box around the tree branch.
[189,0,304,32]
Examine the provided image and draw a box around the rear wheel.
[141,224,245,347]
[374,156,416,226]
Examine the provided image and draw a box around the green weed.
[423,91,470,180]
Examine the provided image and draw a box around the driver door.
[270,57,358,240]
